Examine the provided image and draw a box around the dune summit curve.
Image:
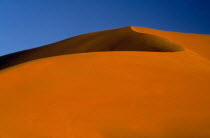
[0,26,183,70]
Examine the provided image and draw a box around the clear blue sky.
[1,0,210,56]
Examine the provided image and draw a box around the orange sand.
[0,26,210,137]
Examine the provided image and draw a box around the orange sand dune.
[0,26,210,137]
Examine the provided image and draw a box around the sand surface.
[0,26,210,137]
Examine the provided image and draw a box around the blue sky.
[1,0,210,56]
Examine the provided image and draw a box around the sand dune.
[0,26,184,70]
[0,26,210,137]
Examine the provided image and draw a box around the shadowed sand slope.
[0,26,210,137]
[0,26,183,70]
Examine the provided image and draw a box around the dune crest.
[0,26,183,70]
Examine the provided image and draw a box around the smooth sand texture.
[0,26,210,137]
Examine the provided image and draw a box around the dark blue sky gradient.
[1,0,210,56]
